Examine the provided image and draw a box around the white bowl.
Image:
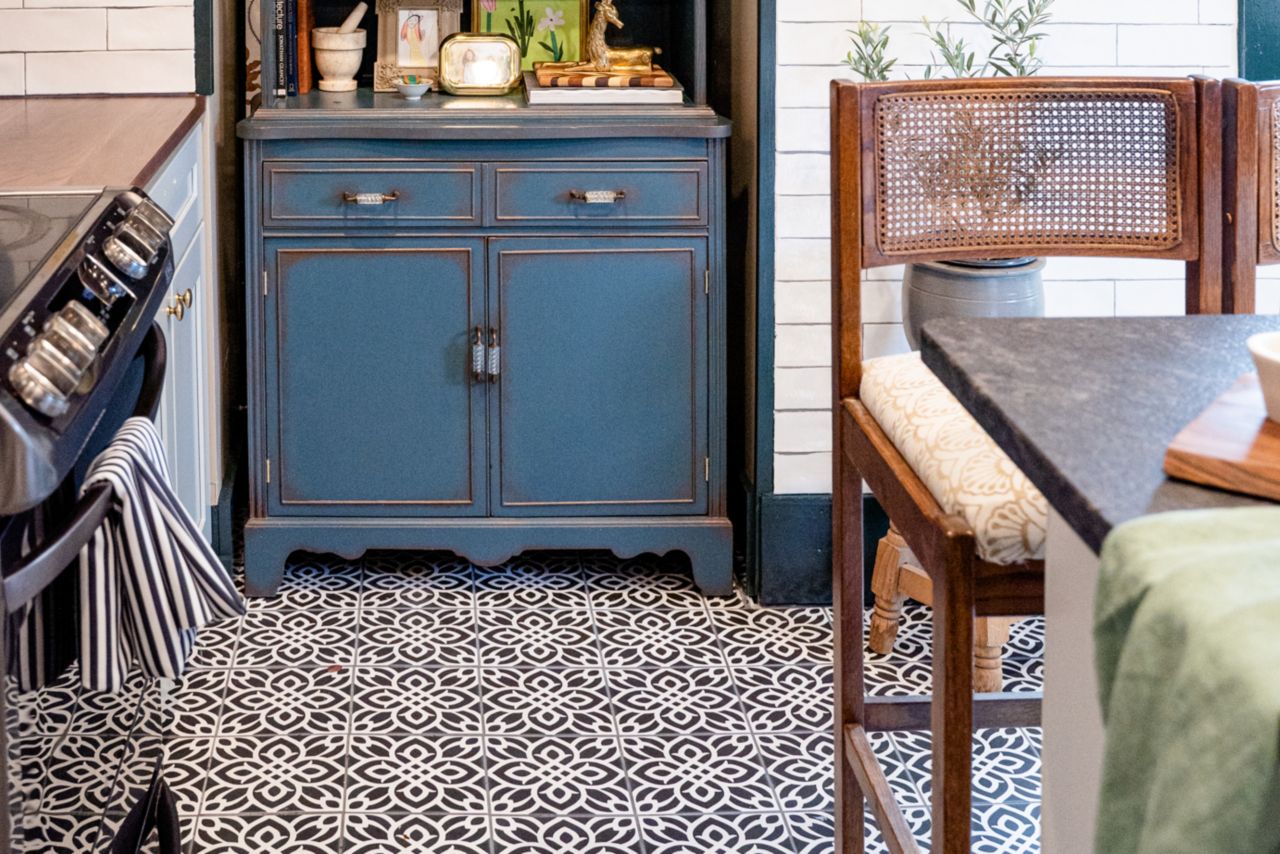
[1247,331,1280,423]
[394,79,432,100]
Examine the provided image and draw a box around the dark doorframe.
[1241,0,1280,80]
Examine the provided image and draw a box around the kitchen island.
[920,314,1280,852]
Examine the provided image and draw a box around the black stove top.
[0,193,98,319]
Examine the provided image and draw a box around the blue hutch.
[236,15,732,596]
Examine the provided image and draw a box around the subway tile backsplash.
[0,0,192,94]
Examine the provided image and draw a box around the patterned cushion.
[859,352,1047,564]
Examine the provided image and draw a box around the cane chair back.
[833,76,1222,403]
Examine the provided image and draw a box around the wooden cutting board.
[1164,373,1280,501]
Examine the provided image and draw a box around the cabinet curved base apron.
[238,116,733,596]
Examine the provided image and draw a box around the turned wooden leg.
[868,528,908,654]
[973,617,1018,693]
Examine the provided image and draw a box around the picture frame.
[438,32,523,95]
[374,0,463,92]
[470,0,588,71]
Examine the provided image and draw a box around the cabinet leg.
[242,523,289,597]
[687,533,735,597]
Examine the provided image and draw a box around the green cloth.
[1094,507,1280,854]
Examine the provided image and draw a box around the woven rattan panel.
[1272,101,1280,253]
[874,89,1182,256]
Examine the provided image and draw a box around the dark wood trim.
[1188,76,1224,314]
[864,693,1042,732]
[1223,78,1261,314]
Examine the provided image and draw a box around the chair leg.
[931,539,975,854]
[973,617,1017,693]
[868,527,908,655]
[833,446,867,854]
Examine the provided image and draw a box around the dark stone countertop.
[920,315,1280,554]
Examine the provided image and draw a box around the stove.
[0,189,174,514]
[0,188,176,851]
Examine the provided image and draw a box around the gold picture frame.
[470,0,588,71]
[438,32,522,95]
[374,0,463,92]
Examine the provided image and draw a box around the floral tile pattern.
[22,550,1042,852]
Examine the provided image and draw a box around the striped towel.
[78,417,244,692]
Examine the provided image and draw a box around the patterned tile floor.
[35,550,1045,852]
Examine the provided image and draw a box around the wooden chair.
[830,76,1224,854]
[1223,77,1276,313]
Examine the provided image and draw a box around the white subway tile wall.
[0,0,193,94]
[772,0,1248,494]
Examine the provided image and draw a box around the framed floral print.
[471,0,588,70]
[374,0,463,91]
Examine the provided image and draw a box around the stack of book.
[524,62,685,106]
[272,0,316,96]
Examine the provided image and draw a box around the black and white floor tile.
[21,550,1043,852]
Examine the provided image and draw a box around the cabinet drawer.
[263,163,481,227]
[492,163,707,226]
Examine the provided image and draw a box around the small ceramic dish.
[394,77,432,100]
[1247,330,1280,423]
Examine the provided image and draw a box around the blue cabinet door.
[490,237,708,516]
[264,237,487,516]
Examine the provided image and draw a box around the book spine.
[273,0,286,96]
[285,0,297,96]
[297,0,312,94]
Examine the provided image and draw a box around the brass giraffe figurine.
[570,0,661,73]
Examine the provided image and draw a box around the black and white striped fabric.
[78,417,244,692]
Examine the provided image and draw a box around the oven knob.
[102,232,149,280]
[79,254,130,306]
[52,301,109,348]
[34,325,95,373]
[8,359,70,418]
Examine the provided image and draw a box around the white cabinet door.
[159,226,211,537]
[147,121,213,540]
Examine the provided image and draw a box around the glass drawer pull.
[569,190,626,204]
[342,191,401,205]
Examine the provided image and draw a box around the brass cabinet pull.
[165,289,192,321]
[471,326,486,383]
[568,190,626,204]
[342,190,401,205]
[487,328,500,382]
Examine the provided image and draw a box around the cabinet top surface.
[238,90,730,141]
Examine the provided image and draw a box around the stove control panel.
[1,190,174,424]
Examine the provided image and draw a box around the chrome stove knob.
[53,301,109,348]
[8,358,71,418]
[102,218,161,280]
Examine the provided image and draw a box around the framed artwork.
[471,0,588,70]
[374,0,463,91]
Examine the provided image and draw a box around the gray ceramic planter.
[902,257,1046,349]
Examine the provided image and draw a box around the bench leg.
[974,617,1017,693]
[869,527,908,655]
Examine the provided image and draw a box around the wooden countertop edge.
[128,95,207,188]
[0,94,205,190]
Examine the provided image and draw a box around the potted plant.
[846,0,1056,348]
